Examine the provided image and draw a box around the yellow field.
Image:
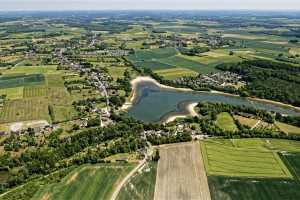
[289,47,300,56]
[154,67,198,80]
[0,87,24,100]
[275,121,300,134]
[234,115,259,128]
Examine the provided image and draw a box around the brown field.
[154,142,211,200]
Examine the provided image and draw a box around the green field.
[128,48,178,61]
[215,112,238,132]
[0,74,45,89]
[0,98,50,123]
[208,152,300,200]
[32,164,134,200]
[128,47,223,74]
[200,139,292,178]
[2,65,57,75]
[154,67,198,80]
[107,67,128,80]
[117,162,157,200]
[0,87,24,100]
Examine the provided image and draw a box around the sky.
[1,0,300,11]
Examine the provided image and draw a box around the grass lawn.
[275,121,300,134]
[215,112,238,132]
[32,164,135,200]
[154,67,198,80]
[200,139,292,178]
[117,162,157,200]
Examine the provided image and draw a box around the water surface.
[128,80,300,123]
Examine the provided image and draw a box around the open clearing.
[154,142,211,200]
[32,164,134,200]
[215,112,238,132]
[200,139,292,178]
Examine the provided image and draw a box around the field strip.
[154,142,211,200]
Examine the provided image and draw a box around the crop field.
[0,98,50,123]
[154,142,211,200]
[159,55,205,72]
[154,67,198,80]
[215,112,238,132]
[208,175,300,200]
[107,67,128,80]
[134,60,175,70]
[32,164,134,200]
[200,139,292,178]
[208,152,300,200]
[23,86,48,98]
[1,65,57,75]
[52,105,78,123]
[45,73,65,87]
[117,162,157,200]
[128,48,178,61]
[233,115,259,128]
[275,121,300,134]
[0,87,24,100]
[0,74,45,89]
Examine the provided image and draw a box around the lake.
[127,80,300,123]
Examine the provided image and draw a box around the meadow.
[215,112,238,132]
[32,164,135,200]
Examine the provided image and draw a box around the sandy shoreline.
[121,76,193,111]
[163,102,199,124]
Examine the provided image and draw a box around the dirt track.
[154,142,211,200]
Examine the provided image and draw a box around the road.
[110,143,153,200]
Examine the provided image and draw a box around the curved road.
[111,144,153,200]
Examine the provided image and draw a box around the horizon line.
[1,9,300,12]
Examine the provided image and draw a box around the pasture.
[117,162,157,200]
[32,164,134,200]
[200,139,292,178]
[154,67,198,80]
[154,142,211,200]
[215,112,238,132]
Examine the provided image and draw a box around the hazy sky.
[1,0,300,11]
